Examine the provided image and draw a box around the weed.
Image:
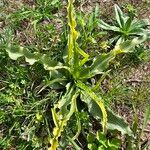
[99,4,150,44]
[1,0,150,149]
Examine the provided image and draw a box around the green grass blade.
[141,106,150,138]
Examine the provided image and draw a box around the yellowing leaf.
[76,81,107,132]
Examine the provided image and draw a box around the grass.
[0,0,150,149]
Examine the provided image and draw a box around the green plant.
[0,50,55,149]
[87,131,121,150]
[4,0,149,149]
[7,0,61,30]
[126,105,150,150]
[4,0,64,59]
[76,3,105,51]
[99,4,150,44]
[103,65,150,150]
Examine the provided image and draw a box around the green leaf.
[72,115,81,140]
[50,91,78,150]
[99,4,149,44]
[127,20,148,36]
[99,20,120,32]
[96,131,106,142]
[6,45,24,60]
[80,52,115,79]
[67,136,81,150]
[114,34,148,53]
[51,0,59,5]
[114,4,124,28]
[37,78,67,94]
[94,3,100,18]
[58,83,75,116]
[67,0,79,69]
[140,106,150,138]
[105,108,133,136]
[87,133,96,143]
[88,13,95,31]
[88,143,98,150]
[76,81,107,133]
[108,138,121,149]
[96,131,108,148]
[124,16,133,32]
[76,44,89,67]
[6,44,70,72]
[142,19,150,26]
[51,108,59,127]
[98,145,105,150]
[80,93,132,136]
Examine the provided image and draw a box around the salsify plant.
[5,0,149,149]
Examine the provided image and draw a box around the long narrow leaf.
[79,52,115,79]
[6,44,70,72]
[114,34,148,53]
[81,93,132,136]
[67,0,89,77]
[141,106,150,138]
[51,108,59,127]
[67,136,81,150]
[50,91,78,150]
[99,20,120,32]
[76,81,107,133]
[67,0,79,69]
[124,16,133,31]
[114,4,124,28]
